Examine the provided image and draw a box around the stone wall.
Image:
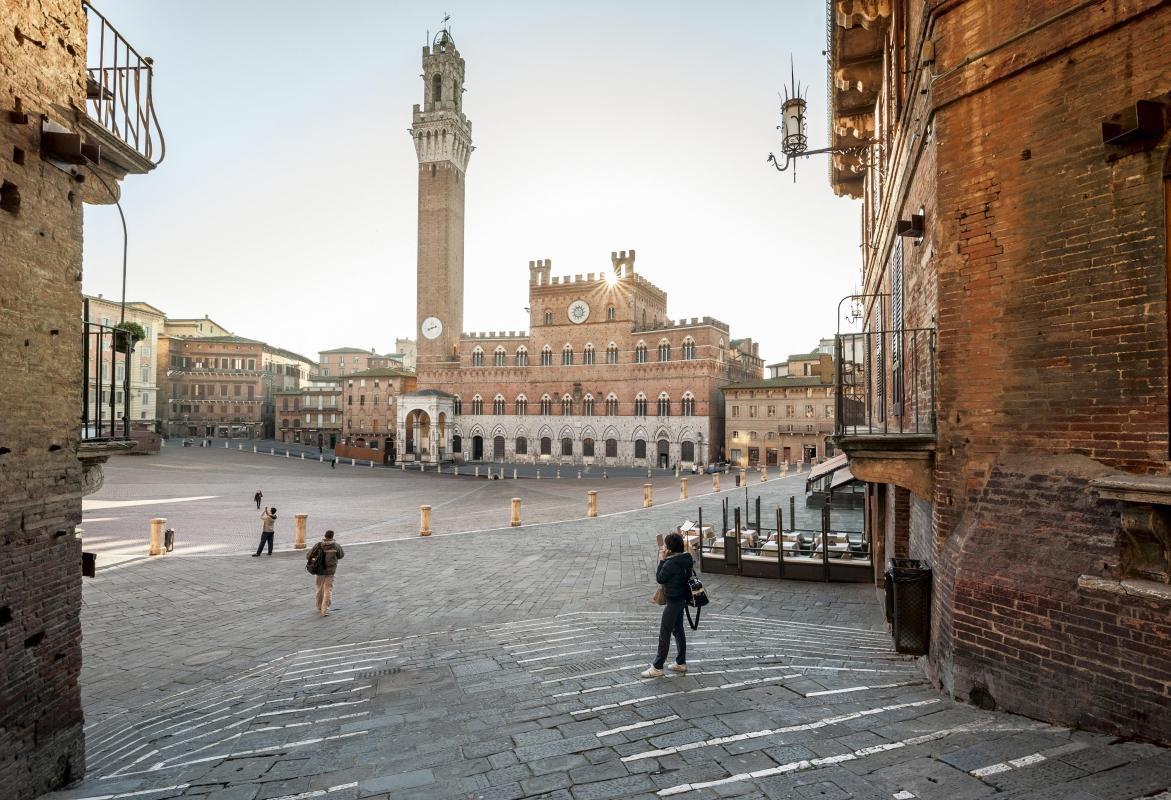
[0,2,89,796]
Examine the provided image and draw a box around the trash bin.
[164,528,175,553]
[885,559,931,656]
[82,552,96,578]
[735,474,741,487]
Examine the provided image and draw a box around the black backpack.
[306,545,326,575]
[685,570,710,630]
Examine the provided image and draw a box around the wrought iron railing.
[83,0,165,165]
[835,327,936,437]
[82,302,133,442]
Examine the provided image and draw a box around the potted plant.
[113,320,145,353]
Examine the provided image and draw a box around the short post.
[294,513,307,549]
[603,470,607,479]
[647,468,652,479]
[285,450,289,458]
[351,458,356,467]
[513,469,517,479]
[319,454,323,462]
[674,465,680,478]
[401,463,405,471]
[740,468,747,488]
[556,469,561,479]
[713,473,721,493]
[239,443,244,450]
[680,477,688,500]
[420,505,432,537]
[454,465,459,476]
[643,483,653,508]
[224,441,229,448]
[300,452,304,460]
[149,517,166,556]
[789,495,796,531]
[371,460,375,468]
[475,466,480,478]
[253,445,257,453]
[577,470,581,479]
[536,470,541,480]
[760,465,767,482]
[270,447,274,455]
[510,497,522,527]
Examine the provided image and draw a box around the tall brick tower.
[412,28,472,367]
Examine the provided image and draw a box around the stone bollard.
[160,439,166,448]
[713,473,721,493]
[577,471,581,480]
[680,477,689,500]
[401,463,405,471]
[647,468,652,479]
[371,460,375,468]
[455,465,459,476]
[253,445,257,453]
[351,458,356,467]
[761,466,767,482]
[513,469,517,480]
[588,490,598,517]
[294,513,308,549]
[537,470,541,480]
[285,450,289,458]
[239,443,243,450]
[300,452,304,460]
[556,469,561,479]
[475,466,480,478]
[270,448,275,455]
[674,465,680,478]
[319,454,323,462]
[643,483,653,508]
[740,468,747,487]
[149,517,166,556]
[603,470,608,479]
[225,441,229,448]
[510,497,522,527]
[419,505,432,537]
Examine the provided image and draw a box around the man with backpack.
[306,530,344,617]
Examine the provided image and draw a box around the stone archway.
[657,437,670,469]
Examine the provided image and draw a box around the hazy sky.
[82,0,863,364]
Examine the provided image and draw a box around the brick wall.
[0,2,89,796]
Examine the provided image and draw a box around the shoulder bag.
[684,569,710,630]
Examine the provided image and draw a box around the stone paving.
[48,464,1171,800]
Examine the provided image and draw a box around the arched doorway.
[493,435,505,460]
[405,409,431,457]
[657,438,669,469]
[472,435,484,461]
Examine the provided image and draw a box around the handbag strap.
[685,604,701,630]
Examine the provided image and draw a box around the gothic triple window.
[682,338,696,360]
[541,346,553,367]
[540,394,552,415]
[561,395,573,415]
[634,393,647,416]
[471,347,484,367]
[516,347,529,367]
[582,394,594,416]
[658,340,671,362]
[606,393,618,416]
[493,347,506,367]
[681,392,695,417]
[562,344,573,365]
[471,394,483,415]
[657,392,671,417]
[635,342,647,363]
[493,394,505,415]
[515,395,528,415]
[606,343,619,364]
[583,344,595,365]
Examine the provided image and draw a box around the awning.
[830,467,859,491]
[807,453,849,483]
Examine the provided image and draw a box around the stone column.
[588,490,598,517]
[713,473,721,493]
[294,513,307,549]
[149,517,165,556]
[511,497,522,527]
[680,477,688,500]
[420,505,432,536]
[643,484,653,508]
[761,465,767,482]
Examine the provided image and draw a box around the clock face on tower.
[567,300,590,324]
[422,316,443,340]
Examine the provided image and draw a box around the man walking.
[307,530,344,616]
[331,457,336,470]
[254,489,263,509]
[253,506,277,556]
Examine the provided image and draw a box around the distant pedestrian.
[307,530,345,616]
[319,445,323,455]
[253,506,277,557]
[331,457,337,470]
[254,489,263,509]
[641,532,693,678]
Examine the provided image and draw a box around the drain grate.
[553,659,613,675]
[356,666,402,679]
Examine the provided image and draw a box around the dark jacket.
[308,540,345,576]
[656,552,694,601]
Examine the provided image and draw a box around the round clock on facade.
[421,316,443,340]
[567,300,590,324]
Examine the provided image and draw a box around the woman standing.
[642,532,693,678]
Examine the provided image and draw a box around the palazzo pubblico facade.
[396,32,759,467]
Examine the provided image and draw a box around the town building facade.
[82,296,165,427]
[336,368,417,462]
[276,376,343,448]
[397,32,752,467]
[163,315,231,338]
[316,347,403,377]
[827,0,1171,742]
[722,351,836,468]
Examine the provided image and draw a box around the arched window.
[493,394,505,415]
[606,393,618,416]
[658,339,671,362]
[540,436,552,455]
[432,73,442,102]
[452,434,462,452]
[471,394,483,415]
[562,344,573,365]
[605,438,618,457]
[582,394,594,416]
[681,392,695,417]
[606,342,619,364]
[541,345,553,366]
[540,394,552,415]
[516,346,529,367]
[583,438,595,457]
[515,394,528,415]
[607,305,615,320]
[453,395,462,415]
[544,310,553,325]
[515,436,528,455]
[561,394,572,415]
[561,437,573,456]
[635,341,647,364]
[493,347,506,367]
[634,439,647,459]
[682,337,696,360]
[281,417,289,430]
[471,347,484,367]
[658,392,671,417]
[681,440,695,462]
[583,343,595,365]
[634,393,647,416]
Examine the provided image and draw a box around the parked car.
[705,461,728,474]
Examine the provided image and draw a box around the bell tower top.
[412,26,472,171]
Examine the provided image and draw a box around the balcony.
[79,0,165,178]
[80,308,137,494]
[834,327,936,498]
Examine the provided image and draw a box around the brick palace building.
[396,30,759,467]
[826,0,1171,742]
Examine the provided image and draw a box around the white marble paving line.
[104,730,370,777]
[82,496,220,510]
[92,743,157,777]
[64,784,192,800]
[86,690,247,754]
[802,681,924,697]
[279,650,403,679]
[302,684,371,700]
[147,702,266,745]
[244,710,370,735]
[535,662,646,680]
[623,699,943,763]
[264,783,359,800]
[256,698,370,719]
[154,703,372,757]
[512,637,756,661]
[656,721,1034,796]
[289,626,473,659]
[553,662,877,698]
[302,677,355,689]
[968,743,1086,779]
[284,642,409,670]
[706,614,892,642]
[596,715,681,738]
[538,653,914,685]
[507,634,602,654]
[570,674,805,717]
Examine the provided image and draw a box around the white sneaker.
[667,664,687,674]
[640,666,664,678]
